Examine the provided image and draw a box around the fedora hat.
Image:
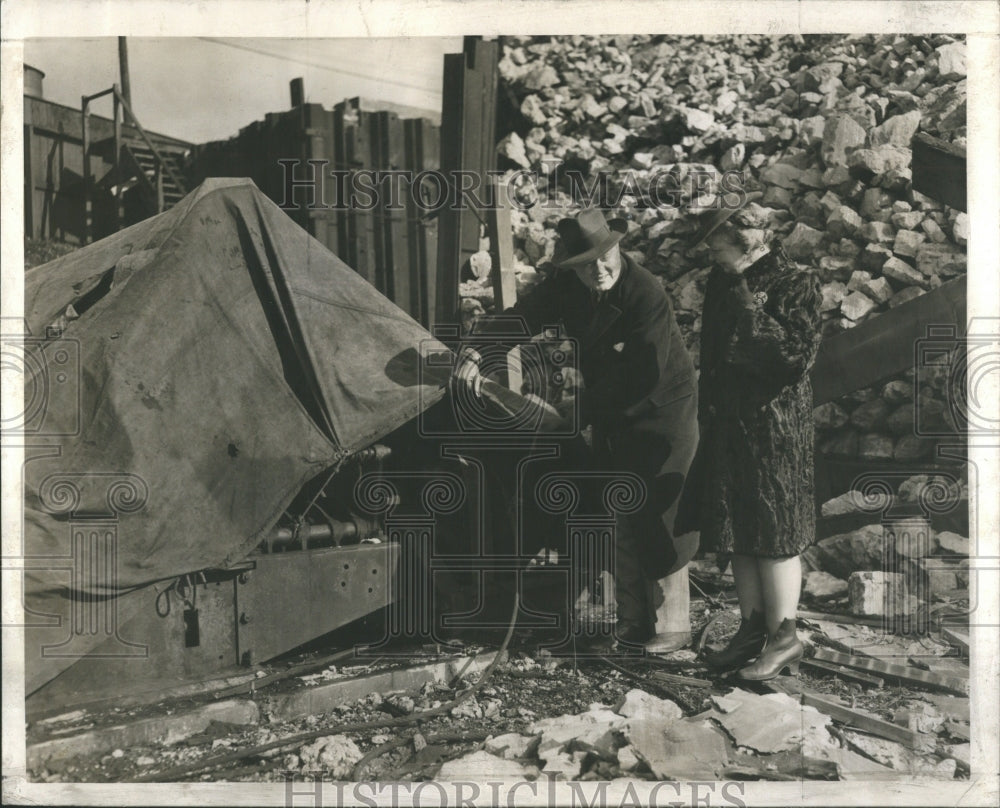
[554,208,628,268]
[687,190,763,249]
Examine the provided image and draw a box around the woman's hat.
[553,209,628,267]
[687,190,763,249]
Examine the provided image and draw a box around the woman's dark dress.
[682,244,823,557]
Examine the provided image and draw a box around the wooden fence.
[188,98,440,329]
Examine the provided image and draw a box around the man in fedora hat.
[454,208,699,648]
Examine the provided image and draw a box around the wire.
[197,38,438,95]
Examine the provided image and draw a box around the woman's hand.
[733,277,755,306]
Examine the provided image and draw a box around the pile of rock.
[814,359,960,462]
[471,34,967,450]
[805,474,970,616]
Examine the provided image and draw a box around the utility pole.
[118,37,133,124]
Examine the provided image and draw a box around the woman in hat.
[455,208,699,648]
[680,195,822,680]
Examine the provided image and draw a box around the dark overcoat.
[677,246,823,557]
[498,254,699,579]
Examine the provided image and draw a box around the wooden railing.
[81,83,187,242]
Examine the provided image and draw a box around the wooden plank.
[470,38,499,184]
[404,118,440,329]
[422,122,441,329]
[798,610,886,628]
[800,657,884,688]
[649,670,712,689]
[435,39,499,328]
[487,178,517,312]
[485,177,522,389]
[435,52,468,327]
[798,689,921,748]
[332,100,352,264]
[939,626,969,657]
[810,278,966,405]
[377,111,414,317]
[347,103,379,289]
[369,111,391,297]
[812,648,969,695]
[911,132,966,212]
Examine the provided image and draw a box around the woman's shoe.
[738,618,803,680]
[702,609,767,670]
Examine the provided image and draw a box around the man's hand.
[452,347,483,399]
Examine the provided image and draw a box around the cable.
[197,38,438,94]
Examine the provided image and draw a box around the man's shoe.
[644,631,691,655]
[615,619,653,647]
[702,609,767,670]
[737,618,803,681]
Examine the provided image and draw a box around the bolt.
[238,572,251,584]
[240,612,252,625]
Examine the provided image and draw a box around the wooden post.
[155,162,164,213]
[647,553,692,652]
[487,178,517,311]
[485,177,521,390]
[435,38,500,328]
[118,37,133,126]
[373,110,413,316]
[81,96,91,243]
[113,86,122,231]
[404,118,439,330]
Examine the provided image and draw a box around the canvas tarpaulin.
[20,178,455,692]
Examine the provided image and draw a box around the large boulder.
[803,525,886,580]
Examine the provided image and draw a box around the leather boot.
[702,609,766,670]
[738,618,803,681]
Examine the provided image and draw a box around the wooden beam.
[812,647,969,695]
[118,37,133,125]
[810,278,966,405]
[911,133,966,212]
[800,657,885,688]
[799,690,921,748]
[798,609,887,628]
[939,626,969,658]
[404,117,440,330]
[435,39,500,328]
[485,177,522,390]
[435,52,467,327]
[649,670,713,689]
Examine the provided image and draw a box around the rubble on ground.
[31,608,970,785]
